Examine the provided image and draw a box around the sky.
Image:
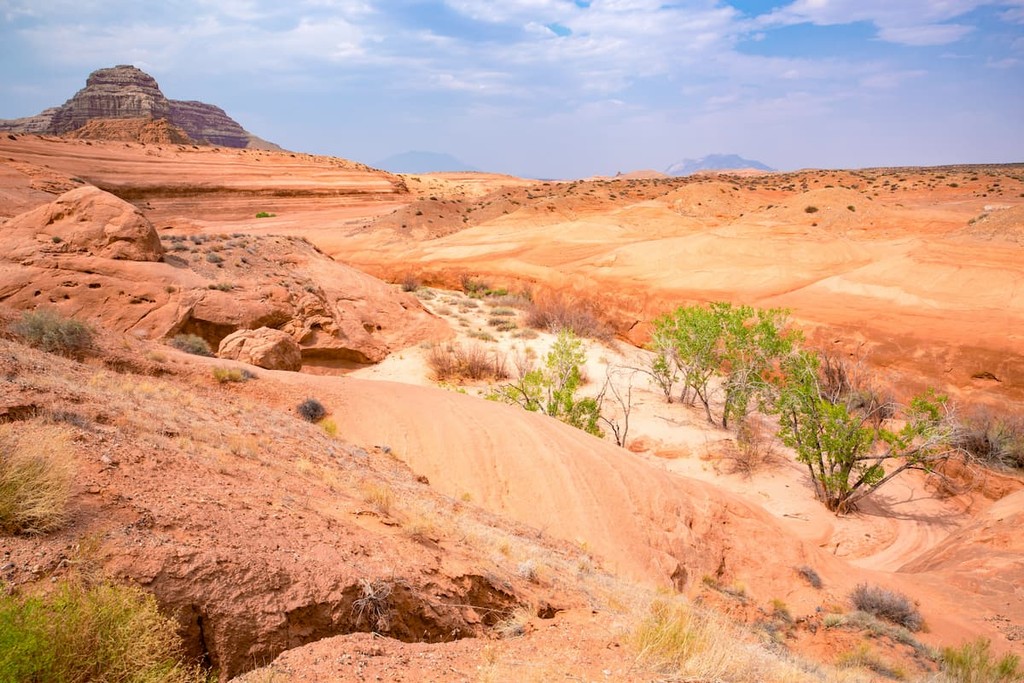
[1,0,1022,178]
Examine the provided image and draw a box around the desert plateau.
[1,57,1023,683]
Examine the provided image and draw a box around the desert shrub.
[804,205,819,213]
[493,329,602,437]
[724,419,779,477]
[849,583,923,631]
[11,309,93,358]
[400,274,420,292]
[169,334,213,357]
[0,580,203,682]
[212,367,253,383]
[255,211,276,218]
[796,565,823,589]
[956,410,1024,470]
[524,294,611,340]
[297,398,326,423]
[205,252,223,264]
[0,423,75,535]
[427,342,508,382]
[940,637,1021,683]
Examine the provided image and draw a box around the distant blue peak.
[665,153,774,176]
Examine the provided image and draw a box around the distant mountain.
[375,151,478,174]
[665,154,773,176]
[0,64,279,150]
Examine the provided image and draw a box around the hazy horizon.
[2,1,1022,178]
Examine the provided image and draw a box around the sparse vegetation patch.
[169,333,213,357]
[849,583,923,632]
[0,579,203,682]
[10,309,93,358]
[0,422,75,536]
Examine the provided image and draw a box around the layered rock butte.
[0,65,278,149]
[0,75,1022,681]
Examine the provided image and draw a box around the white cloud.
[877,23,975,46]
[757,0,1011,46]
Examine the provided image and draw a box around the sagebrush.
[11,309,93,357]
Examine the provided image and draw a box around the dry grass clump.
[836,643,906,680]
[212,366,253,383]
[0,422,76,535]
[0,579,204,682]
[10,309,93,358]
[629,598,825,682]
[427,342,509,382]
[524,294,611,341]
[849,583,923,632]
[940,637,1022,683]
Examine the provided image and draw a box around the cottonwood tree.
[648,302,796,428]
[494,329,602,437]
[773,350,963,514]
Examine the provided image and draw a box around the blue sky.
[1,0,1022,178]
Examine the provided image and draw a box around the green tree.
[774,350,961,514]
[649,302,794,427]
[495,330,602,437]
[720,306,798,429]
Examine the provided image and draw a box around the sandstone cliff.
[0,65,279,150]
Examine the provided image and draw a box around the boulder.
[2,185,163,261]
[217,327,302,371]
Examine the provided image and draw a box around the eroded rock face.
[168,100,250,149]
[50,65,170,133]
[2,186,164,261]
[218,327,302,371]
[0,65,277,149]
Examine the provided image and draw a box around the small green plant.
[493,329,602,437]
[320,418,338,437]
[255,211,276,218]
[849,583,922,631]
[205,252,224,264]
[297,398,326,423]
[941,637,1021,682]
[169,334,213,357]
[11,309,93,358]
[0,580,203,682]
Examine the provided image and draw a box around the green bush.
[11,309,93,358]
[941,637,1021,682]
[169,334,213,357]
[0,580,203,682]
